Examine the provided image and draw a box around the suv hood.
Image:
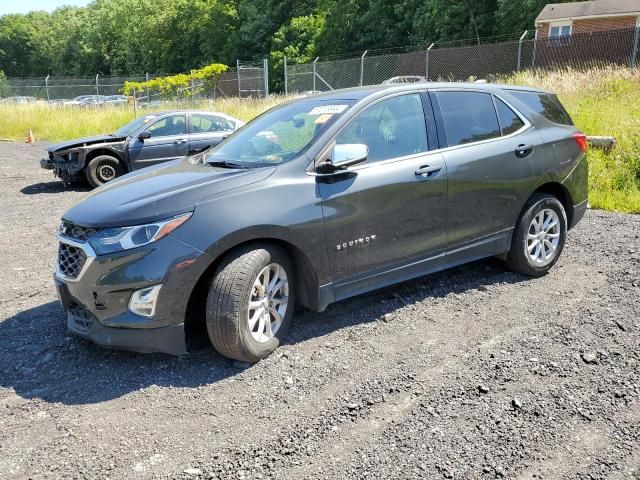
[48,134,125,153]
[63,158,276,228]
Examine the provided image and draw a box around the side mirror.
[138,131,151,140]
[318,143,368,173]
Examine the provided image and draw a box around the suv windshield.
[205,99,355,167]
[115,114,158,137]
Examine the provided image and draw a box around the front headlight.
[88,212,192,255]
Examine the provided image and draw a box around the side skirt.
[315,229,512,311]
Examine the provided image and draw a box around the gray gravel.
[0,141,638,480]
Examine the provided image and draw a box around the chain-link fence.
[2,60,267,102]
[286,27,640,93]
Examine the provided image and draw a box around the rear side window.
[508,91,573,125]
[494,97,525,135]
[435,91,501,147]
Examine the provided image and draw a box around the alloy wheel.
[526,208,560,266]
[247,263,289,343]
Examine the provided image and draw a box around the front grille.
[68,303,95,333]
[58,242,87,279]
[59,221,98,241]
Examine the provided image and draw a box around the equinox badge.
[336,235,376,251]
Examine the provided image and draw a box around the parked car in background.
[53,82,587,361]
[102,95,129,106]
[0,96,37,104]
[41,110,244,187]
[382,76,427,84]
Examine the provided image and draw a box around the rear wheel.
[505,193,567,277]
[85,155,123,188]
[206,245,294,362]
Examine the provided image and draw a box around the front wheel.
[505,193,567,277]
[206,245,295,362]
[85,155,123,188]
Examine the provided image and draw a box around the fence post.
[312,57,319,92]
[517,30,528,72]
[236,59,241,97]
[263,58,269,97]
[45,75,50,101]
[95,74,100,97]
[632,24,640,68]
[360,50,368,86]
[425,43,435,80]
[284,56,288,95]
[133,88,138,117]
[145,73,149,103]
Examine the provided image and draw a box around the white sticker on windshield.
[309,104,349,115]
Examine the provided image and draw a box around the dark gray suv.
[54,83,588,361]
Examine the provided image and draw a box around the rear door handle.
[515,144,534,158]
[415,164,442,177]
[174,138,187,144]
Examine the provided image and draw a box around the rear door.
[127,113,189,169]
[430,89,543,252]
[318,93,447,297]
[188,113,237,154]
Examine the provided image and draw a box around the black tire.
[206,244,295,362]
[505,193,567,277]
[85,155,123,188]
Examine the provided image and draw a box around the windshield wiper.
[207,160,250,169]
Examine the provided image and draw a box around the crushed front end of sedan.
[41,135,127,186]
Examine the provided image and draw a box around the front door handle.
[515,144,534,158]
[415,164,442,177]
[174,138,187,144]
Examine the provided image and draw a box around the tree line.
[0,0,569,83]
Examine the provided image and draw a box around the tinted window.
[192,114,235,133]
[206,99,354,167]
[508,91,573,125]
[336,94,427,163]
[494,97,525,135]
[435,91,501,147]
[146,114,187,136]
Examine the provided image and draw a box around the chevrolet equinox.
[54,83,588,361]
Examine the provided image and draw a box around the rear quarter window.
[507,90,573,126]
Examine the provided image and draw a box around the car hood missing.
[63,159,276,228]
[48,134,126,153]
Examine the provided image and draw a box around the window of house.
[549,22,572,38]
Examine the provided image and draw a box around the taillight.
[572,132,588,153]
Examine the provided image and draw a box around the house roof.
[536,0,640,22]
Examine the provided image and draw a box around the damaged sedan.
[41,110,244,187]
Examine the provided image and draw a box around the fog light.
[129,285,162,317]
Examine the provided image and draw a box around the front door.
[318,93,447,297]
[128,113,189,169]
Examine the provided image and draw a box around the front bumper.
[40,157,54,170]
[54,234,211,356]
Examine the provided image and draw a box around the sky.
[0,0,92,15]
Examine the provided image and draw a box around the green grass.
[1,67,639,213]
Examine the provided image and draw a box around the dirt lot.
[0,141,638,480]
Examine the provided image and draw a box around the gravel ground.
[0,141,638,480]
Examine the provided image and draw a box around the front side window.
[146,114,187,136]
[435,91,501,147]
[192,114,235,133]
[335,94,428,163]
[205,99,354,167]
